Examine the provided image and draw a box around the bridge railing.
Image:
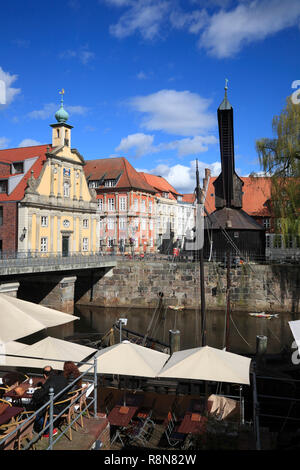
[0,251,118,269]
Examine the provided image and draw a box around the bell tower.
[50,89,73,148]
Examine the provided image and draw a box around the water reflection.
[74,304,295,355]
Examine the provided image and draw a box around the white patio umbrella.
[1,336,97,371]
[79,340,170,406]
[79,340,170,378]
[289,320,300,355]
[0,294,79,343]
[156,345,251,385]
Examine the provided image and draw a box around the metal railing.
[0,251,117,271]
[0,354,98,451]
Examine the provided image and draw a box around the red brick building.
[84,157,157,253]
[0,145,50,254]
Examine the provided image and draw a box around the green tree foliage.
[255,96,300,239]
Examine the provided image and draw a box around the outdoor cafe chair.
[43,392,79,441]
[69,385,91,428]
[163,412,185,448]
[126,415,155,447]
[0,413,35,450]
[0,398,13,409]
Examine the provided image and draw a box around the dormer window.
[104,179,116,187]
[163,192,169,199]
[0,180,8,193]
[89,181,99,189]
[177,196,182,202]
[11,162,24,174]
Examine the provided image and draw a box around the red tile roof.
[139,173,182,200]
[84,158,156,193]
[182,193,196,204]
[0,144,51,201]
[205,176,272,217]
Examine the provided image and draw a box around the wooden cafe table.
[4,376,44,406]
[108,405,139,427]
[177,412,208,435]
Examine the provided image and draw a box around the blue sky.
[0,0,300,193]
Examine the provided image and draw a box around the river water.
[72,304,297,356]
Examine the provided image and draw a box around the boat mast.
[195,159,206,347]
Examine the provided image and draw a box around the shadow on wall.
[271,265,300,315]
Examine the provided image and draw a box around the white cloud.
[137,159,221,193]
[130,89,216,136]
[137,71,148,80]
[59,46,95,64]
[28,103,89,120]
[103,0,300,58]
[0,137,10,149]
[108,0,170,40]
[116,132,217,158]
[116,133,155,157]
[199,0,300,58]
[0,67,21,108]
[164,135,218,156]
[18,139,42,148]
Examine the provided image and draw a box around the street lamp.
[118,318,128,343]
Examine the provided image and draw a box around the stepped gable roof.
[0,144,51,202]
[205,207,265,231]
[139,173,182,200]
[84,157,156,193]
[205,176,272,217]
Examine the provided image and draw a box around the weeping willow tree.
[255,96,300,242]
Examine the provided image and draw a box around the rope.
[229,313,252,348]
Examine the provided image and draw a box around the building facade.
[139,173,196,253]
[84,158,156,254]
[0,93,98,256]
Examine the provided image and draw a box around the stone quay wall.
[77,260,300,313]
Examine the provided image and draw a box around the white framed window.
[105,179,115,187]
[149,201,152,213]
[141,218,146,230]
[40,237,48,253]
[134,199,138,211]
[63,181,70,197]
[119,197,127,211]
[163,192,169,199]
[285,235,293,249]
[141,200,146,212]
[119,217,126,230]
[149,219,153,231]
[263,218,270,229]
[97,198,103,210]
[266,234,271,248]
[107,237,114,247]
[273,234,282,249]
[82,237,89,251]
[149,237,153,247]
[41,216,48,227]
[107,218,115,230]
[83,219,89,228]
[108,198,115,211]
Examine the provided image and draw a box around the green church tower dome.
[55,88,69,123]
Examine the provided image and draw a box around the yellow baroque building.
[18,94,99,256]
